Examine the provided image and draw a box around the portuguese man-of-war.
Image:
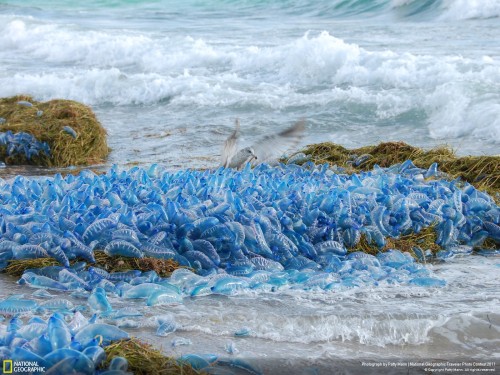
[0,298,38,315]
[0,130,50,160]
[0,311,139,374]
[62,126,78,139]
[74,323,129,347]
[0,159,498,314]
[1,149,498,375]
[88,287,113,313]
[156,318,177,337]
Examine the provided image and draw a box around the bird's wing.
[251,119,306,164]
[221,119,241,167]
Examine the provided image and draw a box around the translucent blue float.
[0,161,497,277]
[0,131,51,161]
[0,310,130,374]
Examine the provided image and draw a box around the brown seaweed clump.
[93,251,180,277]
[4,258,61,277]
[102,338,201,375]
[0,95,109,167]
[4,252,180,278]
[350,226,442,259]
[300,141,500,199]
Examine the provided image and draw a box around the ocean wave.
[159,0,500,21]
[1,20,498,145]
[3,0,499,21]
[439,0,500,20]
[2,20,498,91]
[290,0,500,20]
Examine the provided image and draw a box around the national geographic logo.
[2,360,12,374]
[2,360,45,374]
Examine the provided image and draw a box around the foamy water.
[123,256,500,367]
[0,256,498,373]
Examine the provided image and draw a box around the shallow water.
[1,256,498,373]
[86,256,500,371]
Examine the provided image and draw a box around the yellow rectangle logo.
[3,360,13,374]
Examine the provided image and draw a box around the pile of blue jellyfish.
[0,309,132,374]
[0,161,499,374]
[0,131,51,161]
[0,301,262,374]
[0,161,499,290]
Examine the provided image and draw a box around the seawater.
[0,256,498,373]
[0,0,499,372]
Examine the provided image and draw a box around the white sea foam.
[1,15,499,157]
[175,303,448,347]
[239,312,448,346]
[440,0,500,20]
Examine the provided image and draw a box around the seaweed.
[4,258,61,277]
[4,252,180,278]
[300,141,500,200]
[93,251,180,277]
[0,95,109,167]
[102,338,201,375]
[347,226,441,260]
[293,141,500,259]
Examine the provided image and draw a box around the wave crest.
[1,18,499,150]
[439,0,500,20]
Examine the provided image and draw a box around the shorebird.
[221,118,305,170]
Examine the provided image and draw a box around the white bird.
[221,119,306,170]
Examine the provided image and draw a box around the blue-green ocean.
[0,1,499,373]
